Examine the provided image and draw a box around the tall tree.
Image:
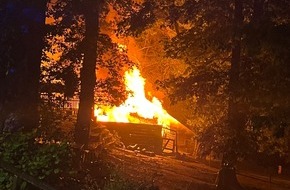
[0,0,47,131]
[47,0,134,145]
[75,0,100,145]
[224,0,244,165]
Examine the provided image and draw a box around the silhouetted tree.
[47,0,134,145]
[0,0,47,131]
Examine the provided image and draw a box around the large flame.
[94,66,178,128]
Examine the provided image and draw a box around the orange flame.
[94,66,178,128]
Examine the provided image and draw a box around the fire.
[94,66,178,129]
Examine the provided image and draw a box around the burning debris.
[127,144,156,157]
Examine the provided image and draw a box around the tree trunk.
[0,0,47,132]
[75,0,100,145]
[252,0,265,26]
[217,0,245,189]
[226,0,244,165]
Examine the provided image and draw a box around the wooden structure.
[162,127,177,153]
[98,122,163,153]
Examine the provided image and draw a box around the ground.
[106,148,290,190]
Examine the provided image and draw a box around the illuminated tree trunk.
[227,0,244,161]
[0,0,47,131]
[226,0,265,164]
[75,0,100,145]
[217,0,244,189]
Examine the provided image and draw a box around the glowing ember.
[94,66,178,128]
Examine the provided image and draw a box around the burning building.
[65,65,193,154]
[91,66,194,154]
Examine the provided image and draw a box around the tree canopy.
[113,0,290,161]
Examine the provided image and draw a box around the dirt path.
[237,172,290,190]
[107,148,290,190]
[107,148,216,189]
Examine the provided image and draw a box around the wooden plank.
[98,122,163,153]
